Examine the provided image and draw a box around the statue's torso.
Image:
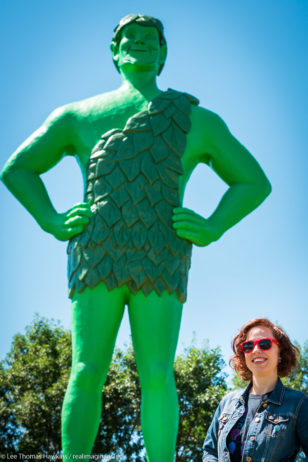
[69,88,201,201]
[67,89,199,302]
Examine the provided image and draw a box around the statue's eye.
[122,28,135,40]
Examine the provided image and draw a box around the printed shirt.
[227,392,270,461]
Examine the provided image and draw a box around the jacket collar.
[238,378,285,406]
[266,378,285,405]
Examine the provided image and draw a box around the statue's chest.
[85,90,199,214]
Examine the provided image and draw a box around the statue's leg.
[128,290,183,462]
[61,283,128,458]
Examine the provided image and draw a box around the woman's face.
[244,325,280,380]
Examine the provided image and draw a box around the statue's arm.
[173,107,271,246]
[1,106,92,241]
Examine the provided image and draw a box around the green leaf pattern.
[67,89,199,302]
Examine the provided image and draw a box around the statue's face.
[112,23,166,75]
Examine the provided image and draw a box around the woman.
[203,318,308,461]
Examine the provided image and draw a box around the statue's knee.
[140,363,174,390]
[71,362,104,391]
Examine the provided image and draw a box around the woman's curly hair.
[230,318,299,381]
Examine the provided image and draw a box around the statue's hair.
[229,318,300,381]
[111,14,167,75]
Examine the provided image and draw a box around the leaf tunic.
[67,89,199,303]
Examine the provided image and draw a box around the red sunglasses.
[240,338,280,354]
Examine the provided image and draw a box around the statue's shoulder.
[188,105,229,154]
[190,104,226,128]
[63,90,120,117]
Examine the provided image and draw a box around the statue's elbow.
[0,162,19,190]
[258,177,272,204]
[263,178,272,199]
[0,165,9,186]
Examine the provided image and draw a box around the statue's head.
[110,14,167,76]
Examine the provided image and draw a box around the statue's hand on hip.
[172,207,222,247]
[45,202,93,241]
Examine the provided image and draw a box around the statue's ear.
[110,41,119,62]
[160,44,167,66]
[157,44,167,75]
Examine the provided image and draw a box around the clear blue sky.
[1,1,307,378]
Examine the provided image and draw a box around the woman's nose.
[252,343,261,353]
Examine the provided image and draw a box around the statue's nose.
[134,32,145,44]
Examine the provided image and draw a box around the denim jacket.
[203,379,308,462]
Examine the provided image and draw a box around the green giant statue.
[1,14,271,461]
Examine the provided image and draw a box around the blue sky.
[1,1,307,379]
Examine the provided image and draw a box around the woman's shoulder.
[214,388,246,417]
[283,384,307,401]
[219,388,245,408]
[281,384,308,415]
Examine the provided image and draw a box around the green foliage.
[231,372,246,390]
[0,317,227,460]
[174,343,227,461]
[94,341,227,461]
[0,362,18,452]
[282,342,308,394]
[282,342,308,462]
[0,315,71,454]
[2,317,307,460]
[93,345,143,460]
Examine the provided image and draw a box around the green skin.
[1,23,271,461]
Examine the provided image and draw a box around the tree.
[2,316,307,460]
[0,362,18,453]
[93,345,143,461]
[0,315,71,454]
[1,318,228,460]
[94,341,227,461]
[174,343,227,461]
[282,342,308,394]
[0,316,227,460]
[281,342,308,462]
